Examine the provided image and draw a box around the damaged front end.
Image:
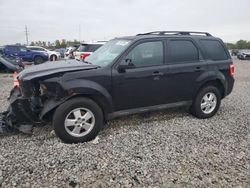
[0,60,99,135]
[0,86,43,134]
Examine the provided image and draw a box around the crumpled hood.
[18,60,99,81]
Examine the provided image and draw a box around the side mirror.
[118,59,135,73]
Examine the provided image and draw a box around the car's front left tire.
[53,97,104,143]
[34,56,44,65]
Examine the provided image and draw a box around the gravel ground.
[0,58,249,188]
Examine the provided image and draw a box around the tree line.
[225,40,250,49]
[29,39,80,49]
[29,39,250,50]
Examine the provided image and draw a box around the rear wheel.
[34,56,44,65]
[190,85,221,119]
[50,55,57,61]
[53,97,103,143]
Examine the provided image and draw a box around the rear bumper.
[226,77,234,96]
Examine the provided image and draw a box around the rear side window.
[77,44,102,52]
[200,40,228,60]
[168,40,199,63]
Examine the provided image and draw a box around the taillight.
[229,64,234,77]
[80,53,91,60]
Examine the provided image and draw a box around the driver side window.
[126,41,164,67]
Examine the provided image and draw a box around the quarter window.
[200,40,228,60]
[168,40,199,63]
[126,41,164,67]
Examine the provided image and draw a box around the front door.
[112,40,169,111]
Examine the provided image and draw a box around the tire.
[53,97,103,143]
[50,55,57,61]
[34,56,44,65]
[190,85,221,119]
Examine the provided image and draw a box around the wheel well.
[66,94,111,121]
[34,55,43,60]
[198,79,225,99]
[50,54,57,60]
[42,94,111,123]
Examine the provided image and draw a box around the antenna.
[25,25,29,45]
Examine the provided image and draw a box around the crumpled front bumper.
[0,86,42,134]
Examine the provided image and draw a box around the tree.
[236,40,248,49]
[225,43,236,49]
[30,41,35,46]
[61,39,67,48]
[55,40,61,48]
[42,41,46,47]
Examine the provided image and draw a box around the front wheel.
[190,86,221,119]
[53,97,104,143]
[34,56,44,65]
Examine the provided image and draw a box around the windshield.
[85,39,131,66]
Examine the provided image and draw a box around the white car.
[64,47,76,59]
[74,41,106,61]
[27,46,61,61]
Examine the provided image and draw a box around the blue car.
[3,45,49,64]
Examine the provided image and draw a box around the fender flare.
[40,80,113,120]
[196,71,227,97]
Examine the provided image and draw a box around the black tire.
[50,55,57,61]
[190,85,221,119]
[34,56,44,65]
[53,97,103,143]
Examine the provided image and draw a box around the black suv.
[2,31,234,143]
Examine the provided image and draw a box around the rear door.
[18,46,33,61]
[165,38,207,102]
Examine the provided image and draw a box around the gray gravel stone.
[0,59,249,187]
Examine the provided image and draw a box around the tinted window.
[168,40,199,63]
[126,41,164,67]
[19,47,27,52]
[77,44,102,52]
[30,47,46,51]
[200,40,228,60]
[7,46,19,53]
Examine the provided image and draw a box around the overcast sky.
[0,0,249,45]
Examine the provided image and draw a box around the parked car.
[1,31,234,143]
[237,50,250,60]
[0,55,24,73]
[55,48,66,58]
[3,45,48,64]
[0,46,3,55]
[64,46,76,59]
[27,46,60,61]
[74,41,106,61]
[231,49,239,56]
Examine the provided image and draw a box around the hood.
[18,59,99,81]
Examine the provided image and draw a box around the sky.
[0,0,249,45]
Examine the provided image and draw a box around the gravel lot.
[0,58,249,188]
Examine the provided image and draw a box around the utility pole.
[25,25,29,45]
[79,24,81,42]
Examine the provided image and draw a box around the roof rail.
[137,31,212,36]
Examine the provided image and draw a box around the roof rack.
[137,31,212,37]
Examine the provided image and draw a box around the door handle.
[152,71,164,76]
[194,67,202,72]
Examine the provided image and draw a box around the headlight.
[43,52,49,56]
